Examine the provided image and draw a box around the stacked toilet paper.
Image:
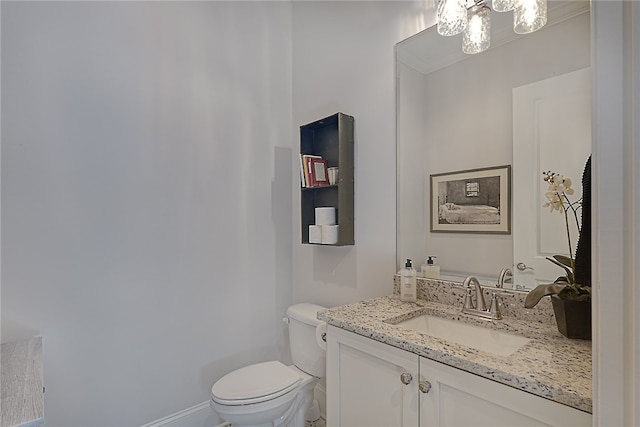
[309,207,339,244]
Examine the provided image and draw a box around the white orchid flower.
[543,191,564,212]
[541,169,584,284]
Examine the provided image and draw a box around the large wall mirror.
[396,1,591,289]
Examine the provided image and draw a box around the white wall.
[1,2,292,426]
[291,1,431,307]
[397,13,590,278]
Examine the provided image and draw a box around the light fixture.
[513,0,547,34]
[435,0,547,54]
[463,3,491,54]
[437,0,468,36]
[492,0,514,13]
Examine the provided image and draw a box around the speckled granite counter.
[318,278,592,413]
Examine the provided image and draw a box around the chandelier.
[437,0,547,54]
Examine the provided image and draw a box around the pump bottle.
[400,259,417,302]
[421,256,440,279]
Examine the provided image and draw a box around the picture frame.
[309,158,329,187]
[430,165,511,234]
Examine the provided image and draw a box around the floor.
[306,417,326,427]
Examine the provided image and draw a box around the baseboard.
[140,401,230,427]
[143,384,325,427]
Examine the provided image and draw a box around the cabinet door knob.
[400,372,413,385]
[419,380,432,394]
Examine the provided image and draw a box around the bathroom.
[1,1,637,426]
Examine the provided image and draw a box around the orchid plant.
[524,171,591,308]
[542,171,581,283]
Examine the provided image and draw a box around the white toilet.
[210,303,327,427]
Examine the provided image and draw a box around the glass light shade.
[513,0,547,34]
[437,0,468,36]
[462,5,491,54]
[492,0,514,12]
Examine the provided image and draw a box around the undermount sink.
[395,314,531,357]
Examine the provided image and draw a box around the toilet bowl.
[210,362,315,427]
[210,304,326,427]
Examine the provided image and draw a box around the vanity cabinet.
[326,325,591,427]
[326,325,419,427]
[418,356,591,426]
[299,113,354,246]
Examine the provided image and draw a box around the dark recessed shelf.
[300,113,354,246]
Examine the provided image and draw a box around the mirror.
[396,1,591,288]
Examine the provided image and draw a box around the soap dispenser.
[421,256,440,279]
[400,259,417,302]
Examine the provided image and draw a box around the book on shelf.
[299,154,307,187]
[300,154,320,187]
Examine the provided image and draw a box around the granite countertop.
[318,279,592,414]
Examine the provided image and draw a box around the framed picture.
[430,165,511,234]
[309,158,329,187]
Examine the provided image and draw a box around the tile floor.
[306,417,326,427]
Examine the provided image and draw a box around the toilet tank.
[286,303,326,378]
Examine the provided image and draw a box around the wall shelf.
[300,112,354,246]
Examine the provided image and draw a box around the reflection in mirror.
[512,67,591,289]
[396,1,590,289]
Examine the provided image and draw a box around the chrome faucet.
[497,267,513,288]
[463,276,486,310]
[462,276,501,320]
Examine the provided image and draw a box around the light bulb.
[513,0,547,34]
[463,4,491,54]
[437,0,468,37]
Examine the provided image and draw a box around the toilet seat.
[211,361,301,406]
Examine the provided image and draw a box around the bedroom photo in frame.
[430,165,511,234]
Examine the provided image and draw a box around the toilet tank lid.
[287,303,325,326]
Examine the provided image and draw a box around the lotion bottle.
[400,259,417,302]
[421,256,440,279]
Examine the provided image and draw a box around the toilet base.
[305,399,320,422]
[284,371,315,427]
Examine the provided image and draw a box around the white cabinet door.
[326,325,419,427]
[419,357,591,427]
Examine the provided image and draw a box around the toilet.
[210,303,327,427]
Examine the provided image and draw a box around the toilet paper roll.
[315,323,327,351]
[321,225,339,244]
[309,225,322,244]
[315,207,336,226]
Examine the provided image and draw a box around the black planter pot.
[551,295,592,340]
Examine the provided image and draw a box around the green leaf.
[559,284,592,301]
[545,256,575,284]
[552,255,573,269]
[524,283,568,308]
